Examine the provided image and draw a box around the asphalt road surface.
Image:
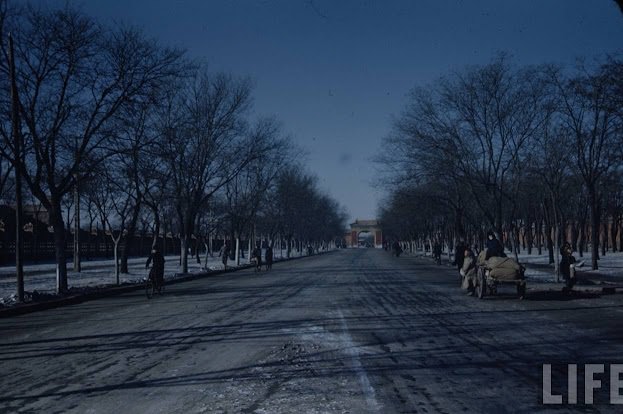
[1,249,623,413]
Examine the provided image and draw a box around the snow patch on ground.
[0,248,298,308]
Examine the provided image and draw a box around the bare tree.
[86,168,133,284]
[0,4,185,292]
[223,117,292,261]
[528,121,574,279]
[376,54,553,258]
[549,61,623,269]
[158,69,258,273]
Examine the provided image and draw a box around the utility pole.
[9,33,25,302]
[73,174,80,271]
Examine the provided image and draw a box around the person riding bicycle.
[146,246,165,288]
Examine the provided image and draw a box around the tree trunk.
[203,242,209,270]
[553,223,560,282]
[537,221,543,255]
[101,218,109,258]
[113,237,120,285]
[50,201,68,293]
[180,211,194,273]
[235,237,240,265]
[526,222,533,255]
[589,190,600,270]
[610,215,619,253]
[578,219,585,258]
[73,180,81,272]
[181,236,189,273]
[195,237,201,264]
[545,224,554,264]
[151,210,160,250]
[571,221,579,253]
[120,202,141,273]
[162,220,167,256]
[601,221,607,257]
[509,224,520,262]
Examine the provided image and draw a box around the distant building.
[348,219,383,248]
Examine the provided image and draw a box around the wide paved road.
[1,249,622,413]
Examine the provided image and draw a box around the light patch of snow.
[516,250,623,283]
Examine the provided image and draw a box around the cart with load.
[474,251,526,299]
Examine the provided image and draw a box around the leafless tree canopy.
[376,54,623,270]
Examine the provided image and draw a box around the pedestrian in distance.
[265,245,273,271]
[392,240,402,257]
[433,240,442,265]
[146,246,165,288]
[220,241,230,270]
[252,243,262,272]
[455,238,467,271]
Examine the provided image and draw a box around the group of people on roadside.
[252,244,274,272]
[457,230,577,295]
[142,240,280,289]
[218,241,274,272]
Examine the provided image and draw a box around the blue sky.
[45,0,623,223]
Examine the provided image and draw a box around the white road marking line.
[337,309,381,412]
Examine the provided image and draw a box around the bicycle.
[145,274,164,299]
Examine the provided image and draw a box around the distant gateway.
[346,219,383,248]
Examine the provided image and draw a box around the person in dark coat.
[392,241,402,257]
[146,246,165,287]
[455,238,467,271]
[432,241,442,264]
[560,242,576,291]
[485,230,505,260]
[252,244,262,272]
[265,245,273,271]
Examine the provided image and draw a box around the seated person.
[485,230,505,260]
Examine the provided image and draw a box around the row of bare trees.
[0,1,346,296]
[375,53,623,272]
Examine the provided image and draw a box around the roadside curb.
[0,250,337,318]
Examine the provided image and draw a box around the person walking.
[455,238,467,271]
[265,245,273,271]
[433,240,442,265]
[252,243,262,272]
[220,241,230,270]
